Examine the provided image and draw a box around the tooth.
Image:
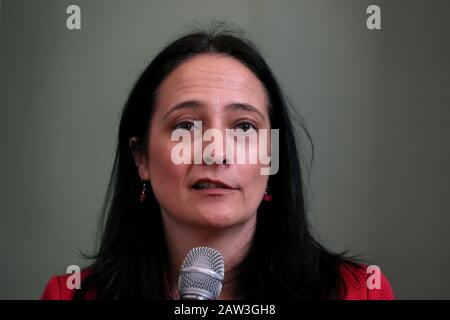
[196,182,225,189]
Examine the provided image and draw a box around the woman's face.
[134,54,271,230]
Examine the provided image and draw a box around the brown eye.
[235,122,256,133]
[174,121,195,131]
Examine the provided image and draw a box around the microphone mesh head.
[179,247,224,299]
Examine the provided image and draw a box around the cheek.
[240,165,269,204]
[147,138,186,197]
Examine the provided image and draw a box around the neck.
[161,212,257,300]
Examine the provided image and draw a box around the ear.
[129,137,150,180]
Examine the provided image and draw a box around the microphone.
[178,246,225,300]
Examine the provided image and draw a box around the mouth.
[191,178,238,191]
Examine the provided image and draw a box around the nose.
[204,139,228,165]
[201,122,230,166]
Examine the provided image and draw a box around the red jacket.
[41,263,394,300]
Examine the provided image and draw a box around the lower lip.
[191,187,238,195]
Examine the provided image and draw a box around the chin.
[195,209,243,229]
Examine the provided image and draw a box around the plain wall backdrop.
[1,0,449,299]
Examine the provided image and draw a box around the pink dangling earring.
[263,185,272,201]
[139,180,147,203]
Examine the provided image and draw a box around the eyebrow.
[163,100,266,121]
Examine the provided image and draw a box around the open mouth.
[191,178,238,191]
[192,182,232,190]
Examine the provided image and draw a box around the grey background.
[1,0,449,299]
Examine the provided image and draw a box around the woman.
[41,25,394,300]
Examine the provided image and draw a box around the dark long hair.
[75,22,361,300]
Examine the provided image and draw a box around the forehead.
[155,54,268,112]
